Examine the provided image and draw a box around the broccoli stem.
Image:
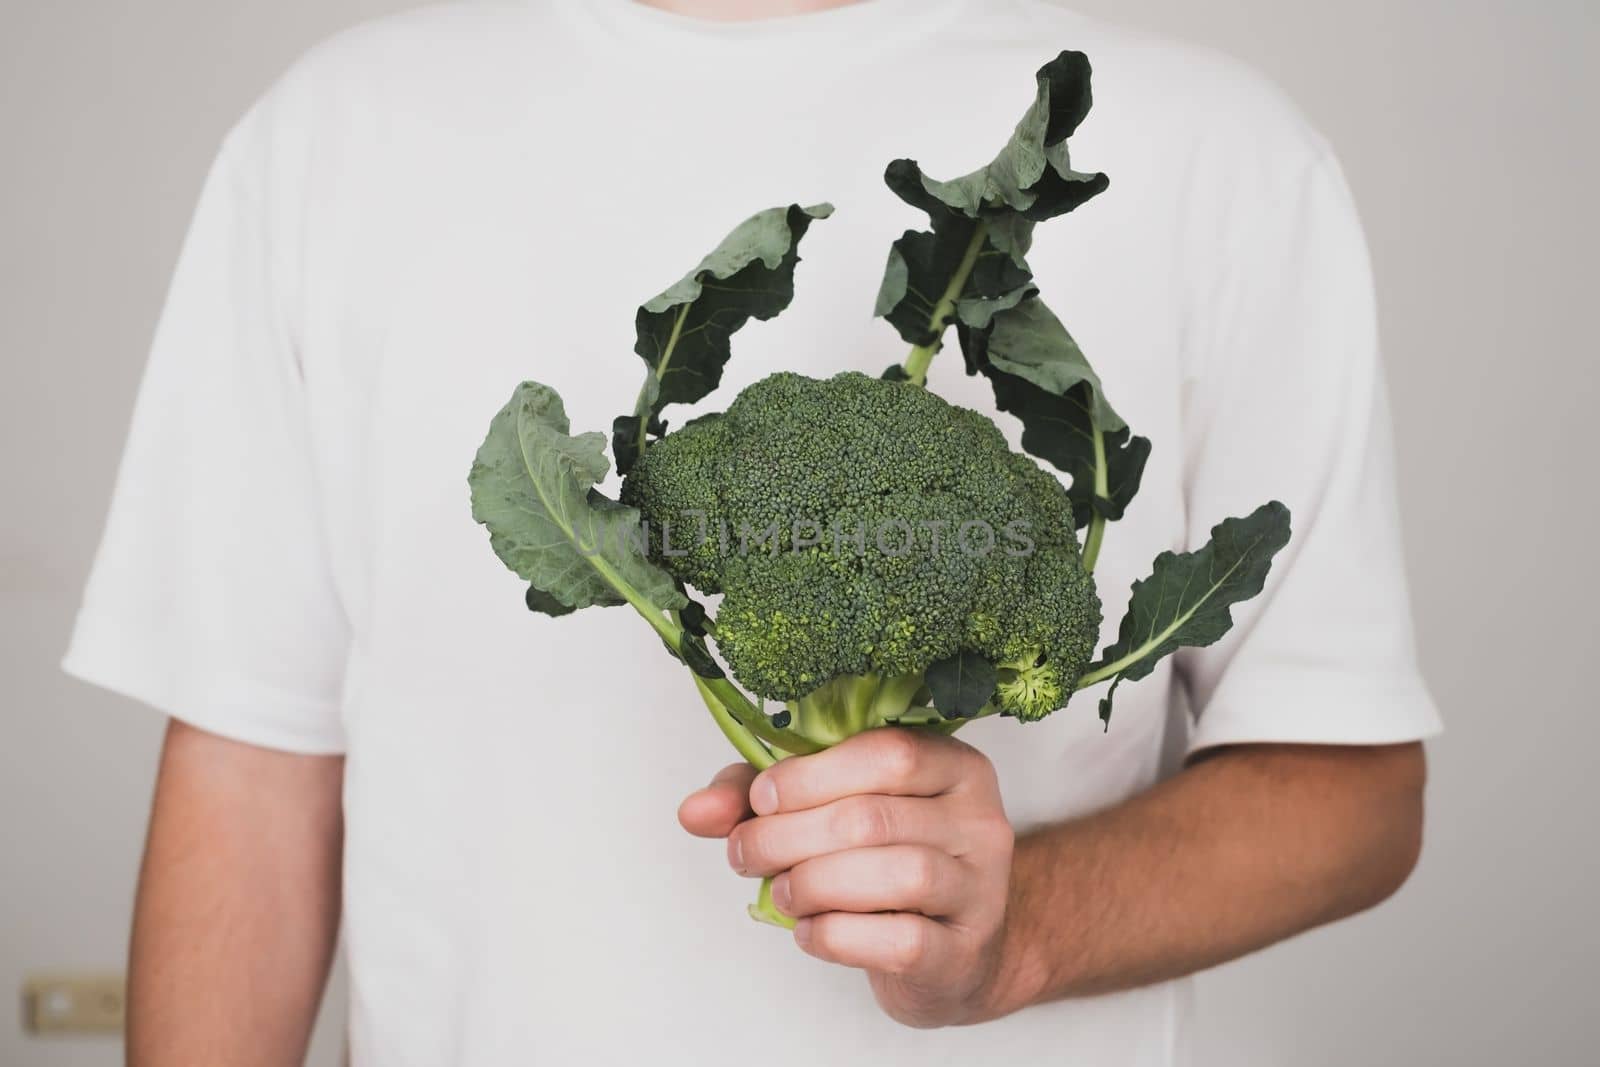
[902,221,990,386]
[779,671,931,747]
[628,301,693,456]
[615,595,820,772]
[1081,424,1109,573]
[687,679,797,931]
[785,675,877,745]
[702,674,825,756]
[868,673,927,725]
[530,509,818,767]
[1073,659,1125,691]
[692,676,777,770]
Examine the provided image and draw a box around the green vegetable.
[1081,501,1294,724]
[468,50,1292,928]
[619,370,1101,726]
[614,203,833,475]
[470,382,685,616]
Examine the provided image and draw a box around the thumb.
[677,762,759,839]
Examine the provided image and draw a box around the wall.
[2,1,1593,1064]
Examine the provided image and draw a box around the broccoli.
[621,370,1101,728]
[468,51,1291,928]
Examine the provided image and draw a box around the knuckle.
[952,740,998,787]
[835,796,895,848]
[979,811,1015,854]
[875,730,922,785]
[888,919,931,975]
[971,751,1002,790]
[903,849,941,897]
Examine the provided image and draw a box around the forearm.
[985,742,1426,1012]
[128,720,344,1066]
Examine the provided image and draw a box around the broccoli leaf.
[1097,675,1121,731]
[875,51,1135,528]
[525,585,577,617]
[470,381,687,614]
[875,50,1107,371]
[678,633,726,680]
[924,651,999,720]
[961,296,1152,528]
[874,224,1033,346]
[983,376,1147,526]
[1088,502,1293,717]
[961,296,1120,428]
[678,598,711,636]
[881,51,1106,232]
[615,202,833,473]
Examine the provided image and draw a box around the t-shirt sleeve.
[1176,145,1441,757]
[61,122,350,755]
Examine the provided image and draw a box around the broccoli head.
[621,371,1101,723]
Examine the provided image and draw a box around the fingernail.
[771,873,792,914]
[793,917,813,949]
[750,775,779,815]
[728,835,744,873]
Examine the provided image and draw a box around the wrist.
[962,848,1055,1024]
[974,909,1051,1022]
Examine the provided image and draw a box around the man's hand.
[678,729,1016,1027]
[682,734,1426,1029]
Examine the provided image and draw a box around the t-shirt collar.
[551,0,975,71]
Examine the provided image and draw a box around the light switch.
[22,973,125,1035]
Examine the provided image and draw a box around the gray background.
[2,1,1594,1064]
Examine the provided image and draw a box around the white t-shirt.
[63,1,1442,1063]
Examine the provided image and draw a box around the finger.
[749,728,985,816]
[729,795,966,876]
[794,910,958,979]
[773,846,975,920]
[678,763,758,838]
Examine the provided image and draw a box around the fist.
[679,728,1016,1027]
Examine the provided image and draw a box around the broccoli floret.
[622,371,1101,729]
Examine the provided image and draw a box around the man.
[64,0,1439,1063]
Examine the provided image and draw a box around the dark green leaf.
[679,633,725,680]
[611,415,645,476]
[616,202,832,473]
[873,224,1034,346]
[525,585,577,617]
[880,52,1106,233]
[678,598,710,636]
[1092,502,1293,718]
[988,375,1150,528]
[924,651,999,720]
[874,51,1107,363]
[880,364,912,382]
[962,296,1122,428]
[1097,676,1121,731]
[611,414,669,476]
[469,381,687,613]
[961,296,1150,527]
[885,157,1106,237]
